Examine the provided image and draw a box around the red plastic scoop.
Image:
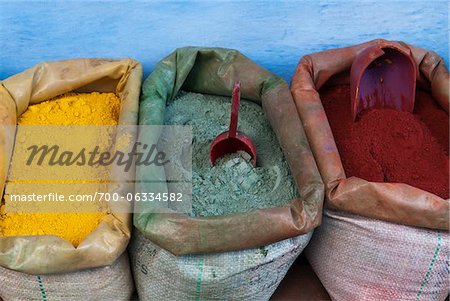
[210,82,257,166]
[350,41,417,120]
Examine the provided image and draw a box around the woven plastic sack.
[291,39,449,299]
[132,47,323,300]
[131,230,312,300]
[305,209,449,300]
[0,58,142,274]
[291,39,449,229]
[0,253,133,301]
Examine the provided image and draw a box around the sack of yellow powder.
[0,58,141,279]
[2,92,123,248]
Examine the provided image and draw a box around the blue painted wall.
[1,0,448,82]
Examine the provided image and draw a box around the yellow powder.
[18,92,120,125]
[0,92,121,246]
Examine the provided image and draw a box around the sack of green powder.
[0,253,133,301]
[0,59,141,278]
[291,39,449,299]
[131,47,324,300]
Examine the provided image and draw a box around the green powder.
[164,92,298,217]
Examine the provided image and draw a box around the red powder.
[320,85,449,199]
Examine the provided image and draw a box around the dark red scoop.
[350,41,417,120]
[210,82,257,166]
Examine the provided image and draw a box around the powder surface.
[18,92,120,125]
[320,85,449,199]
[0,92,120,246]
[163,92,297,217]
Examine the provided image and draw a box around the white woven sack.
[305,209,449,300]
[0,252,134,301]
[130,230,312,301]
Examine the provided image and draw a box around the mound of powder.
[320,85,449,199]
[0,92,120,246]
[164,92,298,217]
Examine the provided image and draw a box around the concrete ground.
[272,255,330,301]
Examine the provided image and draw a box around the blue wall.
[1,0,448,82]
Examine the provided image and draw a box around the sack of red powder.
[291,39,449,300]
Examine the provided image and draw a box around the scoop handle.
[229,81,240,138]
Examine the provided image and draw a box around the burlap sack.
[132,47,322,300]
[0,253,134,301]
[291,39,449,299]
[0,58,142,274]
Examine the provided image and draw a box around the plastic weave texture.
[130,230,313,301]
[305,209,449,300]
[0,253,134,301]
